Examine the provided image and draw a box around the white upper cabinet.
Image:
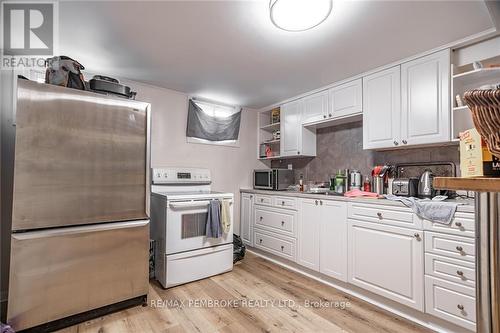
[363,66,401,149]
[280,100,316,157]
[401,49,450,145]
[329,79,362,119]
[302,90,329,125]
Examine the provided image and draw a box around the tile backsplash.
[271,121,460,183]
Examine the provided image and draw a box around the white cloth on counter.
[384,195,464,225]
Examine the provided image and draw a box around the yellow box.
[460,128,500,177]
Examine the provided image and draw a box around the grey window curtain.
[186,99,241,141]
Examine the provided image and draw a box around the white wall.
[121,80,265,234]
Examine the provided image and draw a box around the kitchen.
[0,1,499,333]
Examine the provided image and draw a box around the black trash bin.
[233,234,246,263]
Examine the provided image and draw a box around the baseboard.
[247,248,472,333]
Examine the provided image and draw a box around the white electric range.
[150,167,234,288]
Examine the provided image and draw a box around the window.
[186,98,242,147]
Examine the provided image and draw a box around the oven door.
[165,199,233,254]
[254,170,273,190]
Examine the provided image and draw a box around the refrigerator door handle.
[12,220,149,240]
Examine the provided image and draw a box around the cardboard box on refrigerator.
[459,128,500,177]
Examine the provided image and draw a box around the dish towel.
[206,200,222,238]
[384,195,463,225]
[221,199,231,233]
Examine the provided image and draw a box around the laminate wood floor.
[58,252,432,333]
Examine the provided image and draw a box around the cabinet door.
[401,49,450,145]
[348,219,424,310]
[320,201,347,282]
[329,79,362,119]
[362,66,401,149]
[301,90,329,125]
[297,199,321,270]
[280,100,302,157]
[240,193,253,246]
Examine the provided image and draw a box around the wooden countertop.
[434,177,500,192]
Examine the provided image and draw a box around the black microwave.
[253,169,294,191]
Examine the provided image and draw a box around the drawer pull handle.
[457,270,464,276]
[259,239,263,244]
[250,195,253,199]
[260,198,264,202]
[281,245,284,251]
[323,115,327,119]
[455,222,462,227]
[281,221,285,226]
[320,200,323,205]
[456,246,463,252]
[281,201,285,205]
[377,212,383,220]
[402,139,408,144]
[260,216,263,221]
[315,200,318,206]
[457,304,464,311]
[414,233,421,241]
[329,113,332,117]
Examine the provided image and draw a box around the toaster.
[392,178,419,197]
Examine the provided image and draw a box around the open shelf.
[260,122,280,132]
[258,155,282,160]
[453,67,500,85]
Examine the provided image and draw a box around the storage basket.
[463,88,500,158]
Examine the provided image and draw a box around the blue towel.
[206,200,222,238]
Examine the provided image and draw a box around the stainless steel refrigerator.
[6,80,151,331]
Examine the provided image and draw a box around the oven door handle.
[168,200,233,209]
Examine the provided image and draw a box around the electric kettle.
[418,169,435,198]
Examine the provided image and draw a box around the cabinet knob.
[281,201,285,206]
[457,304,464,311]
[414,233,421,240]
[250,195,253,199]
[281,221,285,226]
[456,246,463,252]
[259,239,263,244]
[315,200,318,205]
[456,270,464,276]
[393,141,399,146]
[320,200,323,205]
[455,222,462,227]
[323,115,327,118]
[297,151,300,155]
[402,139,407,144]
[329,113,332,117]
[281,245,284,251]
[260,198,264,202]
[377,212,383,220]
[259,216,263,221]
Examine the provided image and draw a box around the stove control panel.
[152,167,211,184]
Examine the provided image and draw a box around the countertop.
[240,188,475,213]
[434,177,500,192]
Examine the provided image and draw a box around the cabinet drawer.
[425,276,476,331]
[348,202,420,229]
[254,207,295,236]
[254,194,273,206]
[254,229,296,261]
[424,232,475,262]
[423,212,475,238]
[425,253,475,288]
[273,196,297,210]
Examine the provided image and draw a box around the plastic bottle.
[363,176,371,192]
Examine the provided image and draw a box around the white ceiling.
[59,1,494,109]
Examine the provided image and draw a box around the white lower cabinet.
[425,276,476,331]
[240,193,254,246]
[348,219,424,311]
[254,229,296,261]
[297,199,348,280]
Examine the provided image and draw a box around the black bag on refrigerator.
[45,56,86,90]
[233,234,246,263]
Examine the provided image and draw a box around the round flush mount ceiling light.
[269,0,333,32]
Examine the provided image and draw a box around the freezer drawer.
[7,220,149,331]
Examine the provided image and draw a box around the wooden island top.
[434,177,500,192]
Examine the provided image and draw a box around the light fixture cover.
[270,0,333,32]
